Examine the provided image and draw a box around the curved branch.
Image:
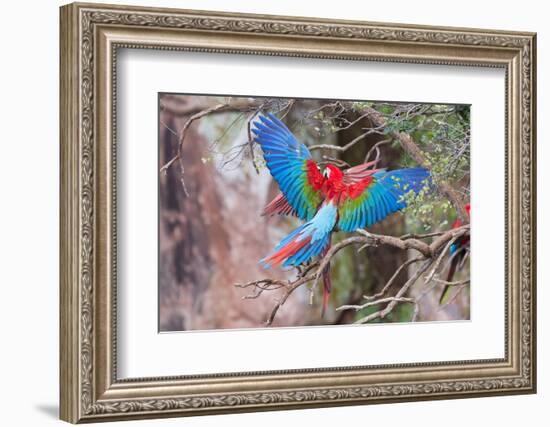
[160,103,228,174]
[159,99,260,117]
[335,226,470,323]
[362,256,424,302]
[352,260,432,324]
[265,275,315,326]
[309,127,384,152]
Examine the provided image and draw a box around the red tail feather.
[261,237,311,268]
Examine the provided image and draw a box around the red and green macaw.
[439,203,471,305]
[253,113,431,314]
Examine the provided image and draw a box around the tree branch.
[309,127,384,151]
[236,224,469,325]
[351,260,432,324]
[362,256,424,302]
[159,99,261,117]
[356,105,470,223]
[335,225,470,323]
[160,103,229,176]
[236,274,316,326]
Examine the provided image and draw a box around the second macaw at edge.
[439,203,471,305]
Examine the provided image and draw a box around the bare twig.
[364,138,392,163]
[399,231,445,240]
[357,228,431,256]
[159,118,178,137]
[265,275,315,326]
[423,234,460,285]
[235,278,289,299]
[159,99,260,117]
[246,109,262,174]
[438,284,468,309]
[352,260,432,324]
[280,99,295,119]
[162,103,228,168]
[415,245,468,302]
[362,256,424,302]
[337,296,417,312]
[235,274,317,326]
[333,112,370,132]
[433,277,471,286]
[309,127,384,151]
[160,156,179,175]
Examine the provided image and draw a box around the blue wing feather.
[253,113,323,220]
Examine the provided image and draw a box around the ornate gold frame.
[59,2,537,423]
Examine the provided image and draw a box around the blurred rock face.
[159,98,310,331]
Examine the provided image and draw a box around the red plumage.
[260,160,382,316]
[262,161,381,216]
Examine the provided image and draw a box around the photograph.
[158,94,471,331]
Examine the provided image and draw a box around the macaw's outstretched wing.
[338,168,431,232]
[253,113,324,221]
[262,160,381,218]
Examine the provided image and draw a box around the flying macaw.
[253,113,431,315]
[439,203,471,305]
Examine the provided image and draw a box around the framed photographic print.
[59,2,537,423]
